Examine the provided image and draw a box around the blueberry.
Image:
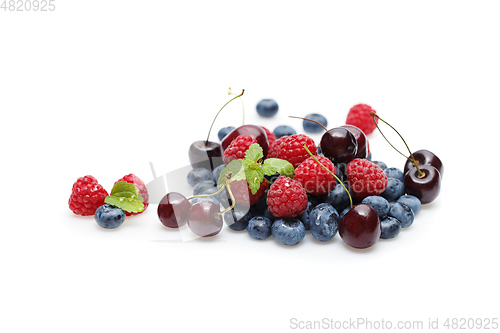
[218,126,235,141]
[247,216,273,240]
[298,199,319,230]
[361,196,389,218]
[334,165,344,183]
[381,178,405,202]
[223,204,253,231]
[372,161,387,170]
[384,167,404,182]
[303,113,327,133]
[309,203,339,242]
[187,168,213,187]
[273,125,296,138]
[380,216,402,239]
[396,195,421,215]
[264,172,280,184]
[272,218,306,246]
[212,163,226,185]
[252,191,268,215]
[256,99,279,117]
[264,208,276,223]
[94,204,126,229]
[193,180,216,196]
[388,202,414,228]
[325,183,351,212]
[367,152,372,161]
[189,196,220,206]
[340,206,351,219]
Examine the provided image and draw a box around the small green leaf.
[105,181,144,213]
[217,159,246,188]
[245,167,265,194]
[110,181,139,196]
[263,158,295,178]
[244,143,263,163]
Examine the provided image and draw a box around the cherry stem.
[205,89,245,145]
[289,116,328,132]
[228,87,245,126]
[370,112,425,178]
[216,176,236,217]
[302,143,353,209]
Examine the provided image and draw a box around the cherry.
[404,165,441,204]
[403,149,443,178]
[338,203,381,249]
[341,124,368,159]
[187,201,223,237]
[158,192,191,228]
[320,127,358,164]
[220,124,269,157]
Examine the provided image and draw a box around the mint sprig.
[104,181,144,213]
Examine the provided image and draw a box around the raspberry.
[267,135,287,157]
[346,104,378,135]
[266,134,317,168]
[223,135,258,164]
[267,176,308,218]
[294,156,337,195]
[68,175,109,216]
[227,179,268,206]
[115,174,149,216]
[261,126,277,146]
[346,159,388,201]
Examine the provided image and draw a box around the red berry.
[346,104,378,135]
[261,126,277,146]
[294,156,337,195]
[68,175,109,216]
[266,134,317,168]
[346,159,388,201]
[227,179,268,206]
[223,135,258,164]
[115,174,149,216]
[267,176,308,218]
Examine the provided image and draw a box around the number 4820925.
[1,0,56,11]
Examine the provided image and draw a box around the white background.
[1,1,499,332]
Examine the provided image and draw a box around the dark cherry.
[341,124,368,159]
[404,165,441,204]
[338,203,380,249]
[220,124,269,157]
[188,140,224,172]
[320,127,358,164]
[403,149,443,178]
[187,201,223,237]
[158,192,191,228]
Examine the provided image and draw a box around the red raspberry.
[346,159,388,201]
[346,104,378,135]
[267,176,308,218]
[266,134,317,168]
[227,179,268,206]
[223,135,258,164]
[68,175,109,216]
[115,174,149,216]
[294,156,337,195]
[267,135,287,157]
[261,126,277,146]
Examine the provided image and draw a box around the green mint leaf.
[217,159,246,188]
[105,181,144,213]
[263,158,295,178]
[244,143,263,163]
[110,181,139,196]
[245,167,265,195]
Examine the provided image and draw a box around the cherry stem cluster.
[302,143,353,209]
[186,174,236,218]
[205,89,245,145]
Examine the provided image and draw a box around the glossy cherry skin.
[341,124,368,159]
[221,125,269,157]
[187,201,223,237]
[188,140,224,172]
[320,127,358,164]
[158,192,191,228]
[404,165,441,204]
[338,203,380,249]
[404,149,443,178]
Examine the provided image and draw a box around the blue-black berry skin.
[381,178,405,202]
[212,163,226,185]
[396,195,421,215]
[372,161,388,170]
[256,99,279,117]
[94,204,126,229]
[247,216,273,240]
[340,207,351,219]
[218,126,235,141]
[273,125,296,138]
[187,168,213,187]
[388,202,414,228]
[325,183,351,213]
[309,203,339,242]
[380,216,402,239]
[303,113,328,133]
[224,205,253,231]
[193,180,216,196]
[361,196,389,218]
[264,208,276,223]
[272,218,306,246]
[384,167,404,182]
[189,196,220,207]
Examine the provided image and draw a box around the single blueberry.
[325,183,351,212]
[303,113,328,133]
[309,203,339,242]
[94,204,126,229]
[273,125,296,138]
[193,180,216,196]
[380,216,402,239]
[396,195,421,215]
[388,202,414,228]
[372,161,388,170]
[256,99,279,117]
[218,126,235,141]
[361,196,390,218]
[272,218,306,246]
[223,204,253,231]
[384,167,404,182]
[187,168,213,187]
[381,178,405,202]
[264,208,276,223]
[298,198,319,230]
[247,216,273,240]
[340,206,351,219]
[212,163,226,185]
